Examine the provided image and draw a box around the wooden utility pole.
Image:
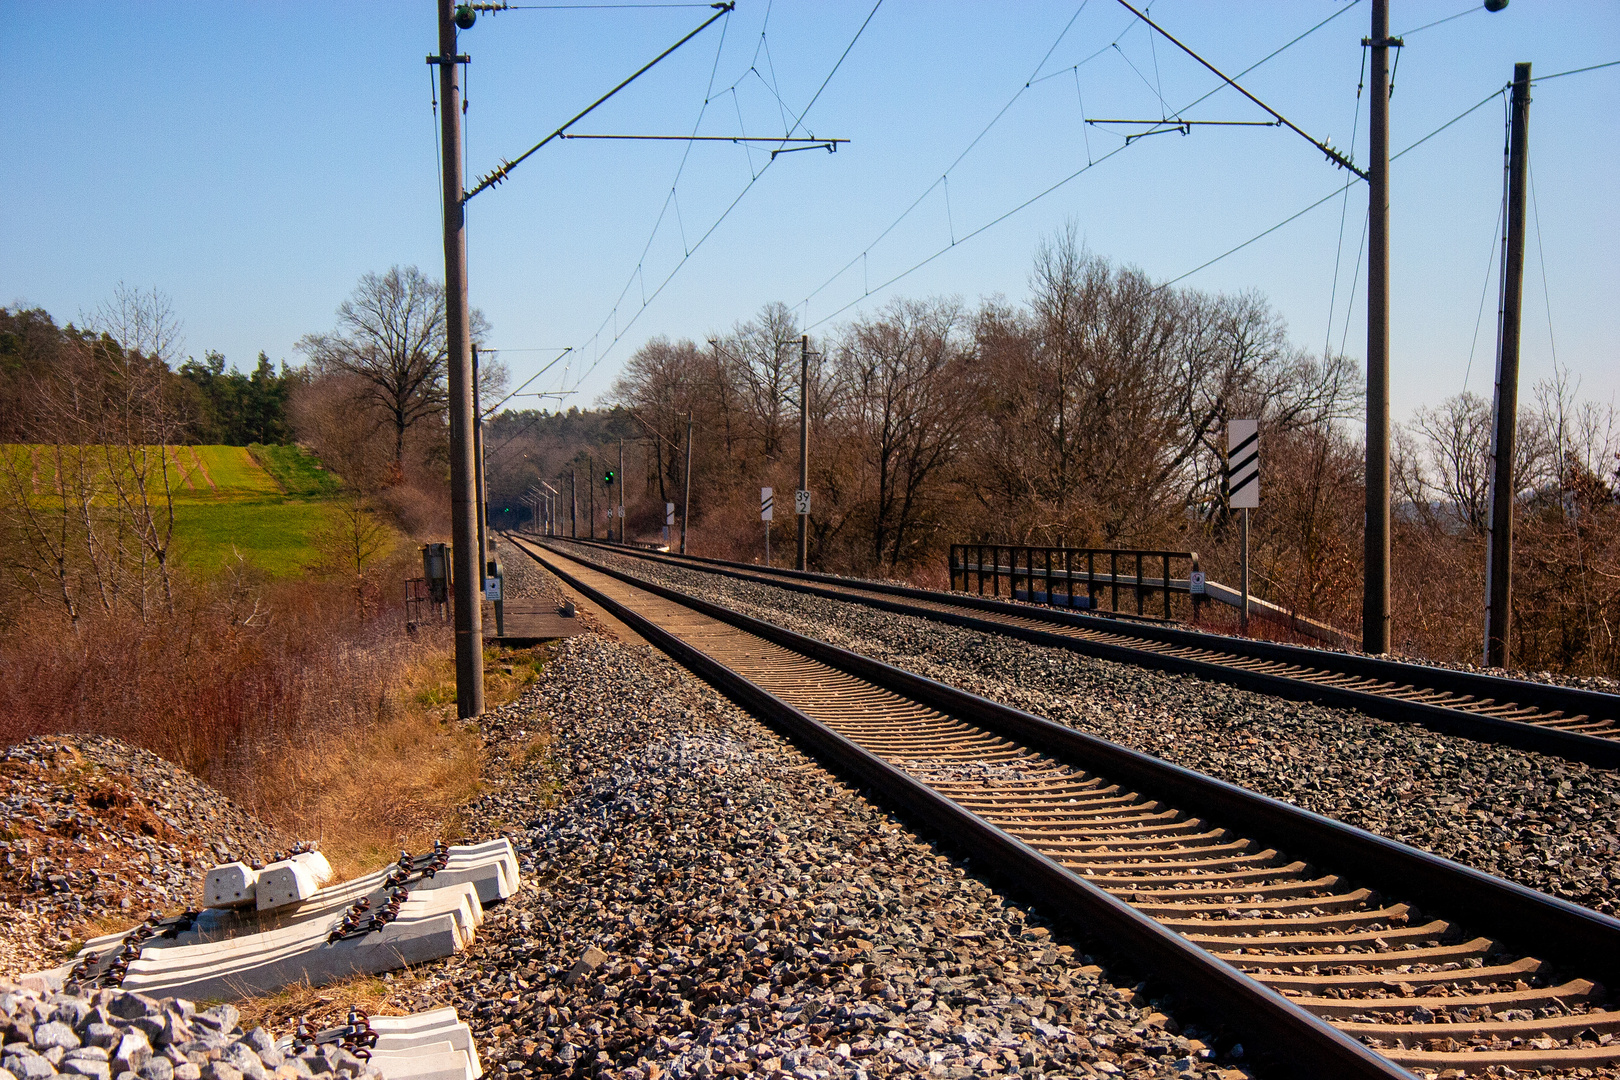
[1362,0,1395,655]
[681,412,693,555]
[1485,62,1532,669]
[797,334,810,571]
[570,465,577,539]
[435,0,482,717]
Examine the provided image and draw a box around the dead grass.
[246,642,549,884]
[249,656,482,883]
[235,972,446,1036]
[482,644,550,709]
[0,554,550,941]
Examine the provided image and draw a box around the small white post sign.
[665,502,675,526]
[760,487,774,521]
[1189,570,1206,595]
[795,489,811,515]
[483,577,502,602]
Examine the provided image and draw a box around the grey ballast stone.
[5,1056,56,1080]
[30,1026,78,1053]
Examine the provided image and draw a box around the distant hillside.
[4,442,397,578]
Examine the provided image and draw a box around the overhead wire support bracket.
[559,134,848,148]
[469,1,728,9]
[1085,118,1282,127]
[1122,124,1189,144]
[426,54,472,64]
[482,345,573,416]
[464,1,735,201]
[1086,117,1282,145]
[1113,0,1369,181]
[769,141,842,159]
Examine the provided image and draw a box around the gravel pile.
[0,738,287,974]
[565,546,1620,919]
[0,982,380,1080]
[423,629,1238,1079]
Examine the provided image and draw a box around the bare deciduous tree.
[1,285,189,625]
[837,298,973,570]
[716,302,801,460]
[297,266,487,478]
[312,490,394,618]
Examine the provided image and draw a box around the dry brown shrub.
[0,559,511,875]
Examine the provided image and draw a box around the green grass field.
[172,499,354,577]
[248,443,343,498]
[3,443,403,579]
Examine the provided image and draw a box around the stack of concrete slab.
[39,839,518,1001]
[281,1008,484,1080]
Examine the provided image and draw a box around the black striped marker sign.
[1228,419,1259,509]
[761,487,774,521]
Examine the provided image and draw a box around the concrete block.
[116,889,477,1001]
[253,863,317,912]
[255,855,332,912]
[204,864,258,909]
[14,966,69,995]
[364,1011,459,1035]
[370,1028,479,1080]
[73,841,516,992]
[366,1047,471,1080]
[118,906,463,1003]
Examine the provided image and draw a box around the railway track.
[508,536,1620,1077]
[555,538,1620,770]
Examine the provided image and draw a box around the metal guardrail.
[950,544,1204,622]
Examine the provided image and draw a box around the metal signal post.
[797,334,810,572]
[433,0,483,717]
[681,412,693,555]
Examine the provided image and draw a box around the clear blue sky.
[3,2,1616,424]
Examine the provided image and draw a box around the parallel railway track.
[508,536,1620,1077]
[556,539,1620,770]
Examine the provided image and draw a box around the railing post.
[1111,551,1119,613]
[1163,552,1172,621]
[1191,551,1203,622]
[1088,550,1096,610]
[1136,552,1145,616]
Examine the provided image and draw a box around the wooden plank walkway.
[483,599,582,645]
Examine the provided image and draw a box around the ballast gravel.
[563,545,1620,920]
[0,738,287,975]
[424,625,1237,1080]
[0,982,381,1080]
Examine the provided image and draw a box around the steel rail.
[560,539,1620,770]
[507,535,1620,1074]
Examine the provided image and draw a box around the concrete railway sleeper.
[559,539,1620,770]
[509,535,1620,1077]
